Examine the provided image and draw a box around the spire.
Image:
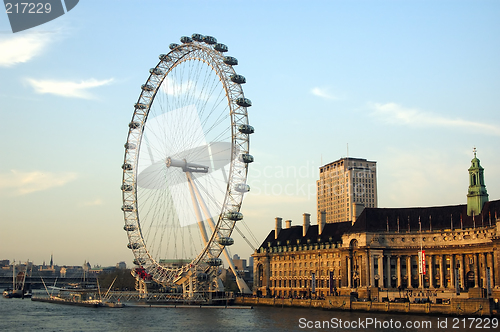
[467,148,488,216]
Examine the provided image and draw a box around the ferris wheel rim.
[121,34,252,286]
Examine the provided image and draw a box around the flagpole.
[419,217,423,291]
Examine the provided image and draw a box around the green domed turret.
[467,148,489,216]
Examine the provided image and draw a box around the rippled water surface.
[0,294,475,331]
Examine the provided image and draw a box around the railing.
[102,291,235,304]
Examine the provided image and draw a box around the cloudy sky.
[1,0,499,266]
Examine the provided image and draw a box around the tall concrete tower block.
[317,157,377,223]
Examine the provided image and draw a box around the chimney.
[319,211,326,235]
[285,220,292,229]
[352,203,365,225]
[303,213,310,237]
[275,217,282,239]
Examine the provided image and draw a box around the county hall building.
[253,152,500,302]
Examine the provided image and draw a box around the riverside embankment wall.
[235,296,494,316]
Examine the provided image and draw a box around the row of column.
[347,251,496,289]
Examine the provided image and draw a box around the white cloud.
[0,33,53,67]
[26,78,115,99]
[160,77,210,101]
[379,148,466,208]
[0,170,78,196]
[311,87,338,100]
[371,102,500,136]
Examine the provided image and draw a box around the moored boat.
[31,295,102,308]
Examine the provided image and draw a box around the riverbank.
[235,295,496,316]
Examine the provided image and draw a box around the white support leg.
[187,172,252,294]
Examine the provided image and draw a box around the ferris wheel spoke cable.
[199,89,228,131]
[233,224,258,251]
[197,74,225,123]
[152,193,173,259]
[140,176,181,256]
[239,219,260,247]
[202,106,230,139]
[142,191,168,253]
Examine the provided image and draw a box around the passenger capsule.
[149,68,163,75]
[169,43,179,50]
[180,36,193,43]
[225,211,243,221]
[223,56,238,66]
[214,43,228,52]
[230,74,246,84]
[141,84,154,91]
[129,122,141,129]
[121,184,133,191]
[123,224,136,231]
[203,35,217,45]
[234,183,250,193]
[133,258,146,265]
[159,54,170,61]
[121,184,133,192]
[124,143,136,150]
[197,273,209,281]
[206,258,222,266]
[238,124,254,134]
[239,153,254,164]
[134,103,147,110]
[236,98,252,107]
[122,163,133,171]
[127,242,141,249]
[217,237,234,246]
[191,33,204,42]
[121,205,134,212]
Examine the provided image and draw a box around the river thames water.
[0,294,489,331]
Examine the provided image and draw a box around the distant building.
[61,265,84,278]
[254,152,500,302]
[317,157,377,224]
[222,253,253,290]
[39,255,57,275]
[233,256,247,271]
[116,261,127,269]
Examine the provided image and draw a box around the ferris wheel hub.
[166,157,209,173]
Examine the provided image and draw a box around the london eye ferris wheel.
[121,34,254,294]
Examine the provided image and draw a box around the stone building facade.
[254,153,500,301]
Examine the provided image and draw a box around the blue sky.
[1,0,499,266]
